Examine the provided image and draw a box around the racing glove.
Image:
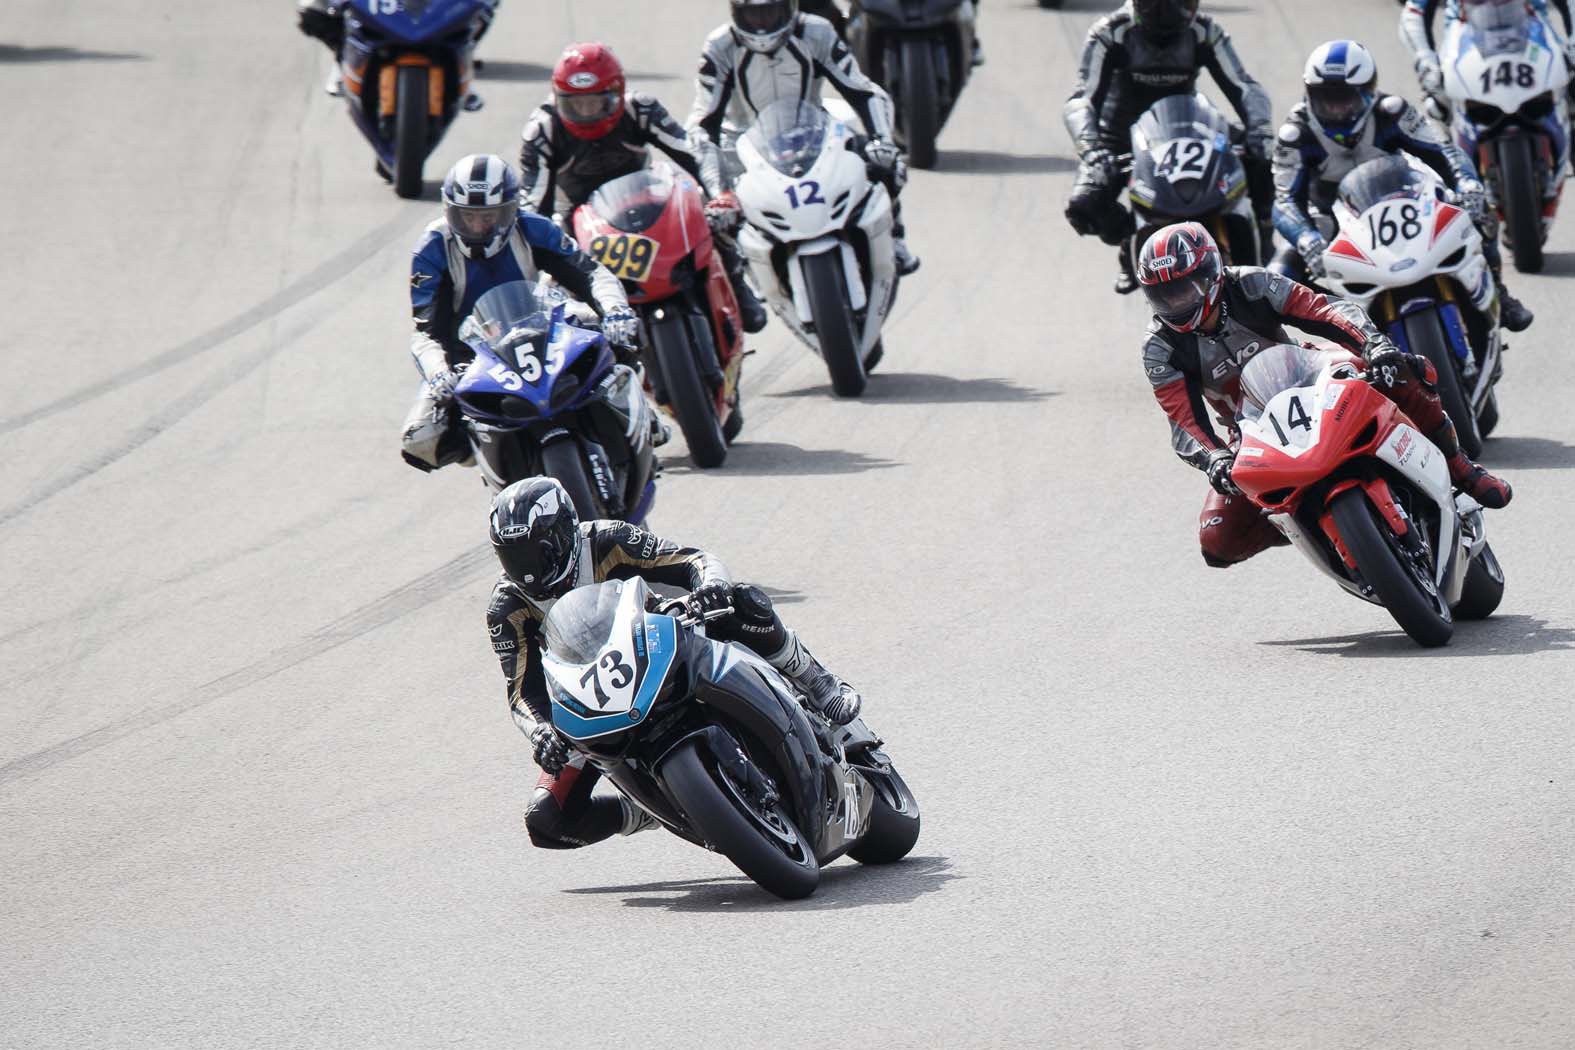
[1204,448,1240,496]
[863,138,901,172]
[704,191,742,233]
[1079,146,1120,184]
[529,723,571,776]
[1296,231,1328,279]
[1244,128,1274,163]
[1364,337,1409,390]
[1416,57,1445,100]
[689,581,733,618]
[602,308,641,350]
[427,367,459,401]
[1455,179,1488,224]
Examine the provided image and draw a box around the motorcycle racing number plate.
[587,233,660,283]
[1260,386,1321,450]
[1153,138,1214,183]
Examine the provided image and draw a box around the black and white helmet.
[442,154,521,260]
[489,477,582,601]
[730,0,797,54]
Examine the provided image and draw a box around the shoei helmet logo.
[1150,254,1177,270]
[567,72,599,89]
[467,181,491,194]
[1322,64,1346,76]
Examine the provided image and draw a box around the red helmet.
[552,42,626,140]
[1137,222,1224,333]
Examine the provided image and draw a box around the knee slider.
[730,584,777,627]
[524,793,573,850]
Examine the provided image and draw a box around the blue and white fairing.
[452,281,612,427]
[540,579,679,741]
[345,0,485,47]
[1441,1,1571,166]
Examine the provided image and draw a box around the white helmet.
[441,154,521,260]
[1303,40,1379,148]
[730,0,798,54]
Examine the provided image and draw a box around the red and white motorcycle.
[1230,344,1505,647]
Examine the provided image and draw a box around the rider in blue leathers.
[400,154,639,471]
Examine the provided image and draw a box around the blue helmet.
[1303,40,1378,148]
[442,154,521,259]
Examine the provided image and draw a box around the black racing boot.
[718,237,768,333]
[1114,240,1139,295]
[1429,421,1513,508]
[768,631,862,726]
[1497,284,1534,332]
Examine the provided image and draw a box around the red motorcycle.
[1231,344,1504,647]
[572,163,745,468]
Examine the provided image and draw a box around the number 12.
[783,180,824,208]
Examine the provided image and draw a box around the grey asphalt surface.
[3,1,1573,1047]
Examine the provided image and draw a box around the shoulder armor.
[1277,121,1303,145]
[1378,94,1407,116]
[629,91,658,108]
[1193,12,1221,42]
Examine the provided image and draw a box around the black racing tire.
[801,251,867,397]
[1454,541,1505,621]
[648,313,727,468]
[1036,0,1063,7]
[1330,489,1454,647]
[539,439,602,520]
[899,38,940,170]
[661,738,821,900]
[846,762,921,865]
[1499,135,1544,273]
[393,65,428,200]
[1478,387,1501,438]
[1403,307,1482,459]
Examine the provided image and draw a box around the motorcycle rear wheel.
[1499,135,1544,273]
[801,251,867,397]
[1403,307,1482,459]
[393,65,427,200]
[540,439,602,521]
[662,738,821,900]
[1330,489,1454,647]
[1454,542,1505,621]
[899,38,940,170]
[648,312,727,468]
[846,761,921,865]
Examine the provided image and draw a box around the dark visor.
[734,2,792,34]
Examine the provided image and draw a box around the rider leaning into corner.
[1063,0,1277,293]
[296,0,497,107]
[399,154,644,472]
[687,0,923,276]
[1271,40,1534,332]
[1136,222,1512,569]
[1400,0,1575,108]
[485,476,864,849]
[518,41,770,335]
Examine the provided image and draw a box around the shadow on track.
[661,440,899,476]
[1259,614,1575,657]
[1536,250,1575,274]
[767,372,1058,404]
[932,150,1078,176]
[562,854,959,911]
[0,44,145,63]
[477,59,676,83]
[1481,435,1575,469]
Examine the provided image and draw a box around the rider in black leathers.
[1063,0,1276,293]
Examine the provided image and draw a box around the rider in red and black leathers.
[1064,0,1276,292]
[1138,223,1512,567]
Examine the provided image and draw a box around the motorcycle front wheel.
[393,64,428,199]
[540,438,602,521]
[1403,306,1482,458]
[1498,135,1544,273]
[648,311,727,468]
[1330,488,1454,647]
[899,38,941,170]
[801,251,867,398]
[661,737,821,900]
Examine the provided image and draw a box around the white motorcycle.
[1319,155,1500,457]
[734,99,900,398]
[1435,0,1571,272]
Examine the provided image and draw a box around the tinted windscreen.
[1337,156,1428,214]
[587,167,673,233]
[1239,344,1327,417]
[745,100,830,177]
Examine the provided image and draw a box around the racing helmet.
[1137,222,1225,333]
[1303,40,1378,148]
[730,0,798,54]
[442,154,521,260]
[1132,0,1199,39]
[552,42,627,141]
[489,477,583,601]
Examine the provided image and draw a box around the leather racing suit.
[488,520,838,849]
[1142,266,1499,566]
[1063,6,1276,272]
[518,92,764,330]
[399,211,630,470]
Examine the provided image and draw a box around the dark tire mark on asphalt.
[0,548,491,787]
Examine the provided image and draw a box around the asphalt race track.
[3,2,1573,1047]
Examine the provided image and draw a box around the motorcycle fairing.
[543,581,679,741]
[453,306,610,426]
[345,0,483,46]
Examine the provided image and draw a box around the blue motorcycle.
[337,0,490,197]
[453,281,659,522]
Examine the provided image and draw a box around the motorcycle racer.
[1401,0,1575,109]
[518,42,769,334]
[485,476,864,849]
[1063,0,1276,293]
[1271,40,1534,332]
[688,0,922,275]
[400,154,640,472]
[1136,222,1512,568]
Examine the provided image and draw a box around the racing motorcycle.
[335,0,490,198]
[846,0,977,169]
[453,281,658,522]
[1319,155,1501,458]
[1231,345,1504,647]
[1127,93,1261,266]
[1434,0,1571,272]
[571,163,745,469]
[540,579,920,899]
[735,100,900,398]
